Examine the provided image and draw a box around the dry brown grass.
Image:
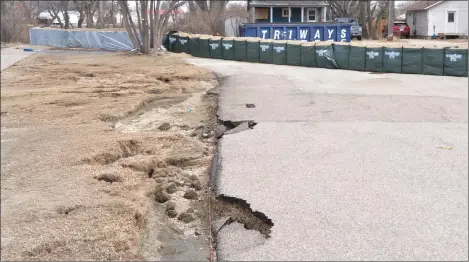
[0,51,217,260]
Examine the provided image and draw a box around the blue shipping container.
[239,23,352,43]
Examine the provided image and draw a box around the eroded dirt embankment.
[0,52,218,261]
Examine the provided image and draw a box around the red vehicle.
[382,21,411,39]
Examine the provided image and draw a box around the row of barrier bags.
[166,32,468,77]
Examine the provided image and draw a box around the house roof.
[405,1,443,11]
[250,1,329,7]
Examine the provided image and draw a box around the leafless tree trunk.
[328,0,360,19]
[119,0,185,53]
[47,1,63,28]
[188,0,196,12]
[99,0,104,28]
[63,1,70,29]
[150,0,155,48]
[359,1,367,38]
[194,0,208,11]
[85,1,97,28]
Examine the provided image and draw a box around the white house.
[405,0,468,38]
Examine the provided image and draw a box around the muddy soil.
[1,51,218,261]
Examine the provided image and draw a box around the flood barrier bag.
[315,44,338,69]
[272,42,287,65]
[168,34,178,52]
[286,43,301,66]
[333,44,350,70]
[259,41,273,64]
[348,46,366,71]
[300,44,316,67]
[198,38,210,58]
[209,38,222,59]
[383,47,402,73]
[423,48,444,75]
[365,47,384,72]
[402,48,423,74]
[443,49,468,77]
[246,41,260,63]
[234,39,247,61]
[222,38,235,60]
[178,36,189,54]
[189,36,200,57]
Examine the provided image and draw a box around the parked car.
[334,18,362,40]
[382,21,411,39]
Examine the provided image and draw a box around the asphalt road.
[1,47,35,71]
[188,58,468,261]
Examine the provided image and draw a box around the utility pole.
[387,0,394,41]
[99,0,104,29]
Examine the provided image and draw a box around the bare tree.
[85,1,98,28]
[47,1,64,28]
[366,1,388,39]
[63,1,70,29]
[73,0,86,28]
[118,0,185,54]
[328,0,360,19]
[187,0,197,12]
[359,1,367,37]
[1,1,40,43]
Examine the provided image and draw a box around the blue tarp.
[29,28,134,51]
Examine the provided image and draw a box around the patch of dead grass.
[0,52,217,261]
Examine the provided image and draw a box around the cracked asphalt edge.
[208,74,273,261]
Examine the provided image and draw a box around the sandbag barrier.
[165,32,468,77]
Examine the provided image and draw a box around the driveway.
[188,58,468,261]
[1,47,35,71]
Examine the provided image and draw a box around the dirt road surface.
[1,52,218,260]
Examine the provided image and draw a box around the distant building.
[248,0,330,23]
[405,0,468,38]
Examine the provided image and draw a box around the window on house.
[307,9,316,22]
[282,8,290,17]
[448,12,455,23]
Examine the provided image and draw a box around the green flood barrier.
[198,36,210,58]
[234,38,247,61]
[178,35,190,54]
[166,32,468,78]
[315,44,338,69]
[209,37,222,59]
[383,47,402,73]
[259,40,273,64]
[222,37,235,60]
[365,47,384,72]
[333,44,350,70]
[348,46,366,71]
[402,48,423,74]
[189,35,200,57]
[272,41,287,65]
[246,39,260,63]
[168,34,178,52]
[300,43,316,67]
[423,48,444,75]
[443,48,468,77]
[286,41,302,66]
